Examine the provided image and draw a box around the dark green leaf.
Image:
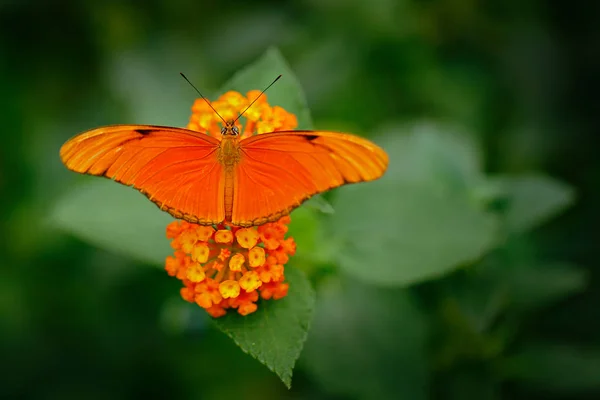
[442,260,586,332]
[213,267,315,389]
[107,39,209,127]
[441,269,508,334]
[488,174,575,233]
[501,343,600,393]
[303,277,429,399]
[504,262,587,311]
[218,47,313,129]
[437,370,501,400]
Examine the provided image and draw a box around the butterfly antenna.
[180,72,227,125]
[234,74,282,123]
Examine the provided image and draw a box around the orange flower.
[239,271,262,292]
[187,89,297,140]
[229,253,245,272]
[248,247,266,267]
[215,229,233,244]
[164,90,297,317]
[260,282,289,300]
[165,216,294,317]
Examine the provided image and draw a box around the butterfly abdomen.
[218,137,242,222]
[224,165,235,221]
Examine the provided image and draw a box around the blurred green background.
[1,0,599,399]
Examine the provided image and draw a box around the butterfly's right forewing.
[231,130,388,226]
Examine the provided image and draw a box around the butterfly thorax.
[217,122,242,167]
[218,135,242,167]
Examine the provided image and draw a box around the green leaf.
[213,266,315,389]
[288,207,320,261]
[331,180,497,286]
[443,259,586,332]
[303,194,335,215]
[436,371,501,400]
[218,47,313,129]
[328,124,496,286]
[51,179,172,266]
[302,277,429,399]
[214,53,318,385]
[488,174,575,233]
[504,262,587,311]
[288,201,339,265]
[501,343,600,393]
[374,121,484,193]
[106,39,210,127]
[441,269,508,335]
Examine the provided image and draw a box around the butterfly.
[60,80,388,227]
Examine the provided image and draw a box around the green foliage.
[333,180,497,285]
[214,267,315,389]
[217,47,313,130]
[501,343,600,393]
[303,277,429,399]
[376,122,484,192]
[5,3,595,396]
[49,48,586,393]
[499,261,587,312]
[330,123,497,286]
[50,48,318,388]
[51,179,173,266]
[488,174,576,234]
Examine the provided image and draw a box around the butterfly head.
[221,120,240,137]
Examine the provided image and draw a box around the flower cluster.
[187,89,298,139]
[165,218,295,317]
[164,89,298,317]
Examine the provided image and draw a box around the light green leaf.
[218,47,313,129]
[51,179,172,266]
[331,180,497,286]
[288,207,320,261]
[303,194,335,215]
[328,122,496,286]
[488,174,575,233]
[374,121,484,193]
[501,343,600,393]
[213,267,315,389]
[288,206,339,269]
[303,277,429,399]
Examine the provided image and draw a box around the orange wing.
[60,125,225,224]
[232,130,388,226]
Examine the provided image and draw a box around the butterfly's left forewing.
[60,125,226,225]
[232,130,388,226]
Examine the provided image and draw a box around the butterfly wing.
[60,125,225,225]
[232,130,388,226]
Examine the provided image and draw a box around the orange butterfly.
[60,80,388,227]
